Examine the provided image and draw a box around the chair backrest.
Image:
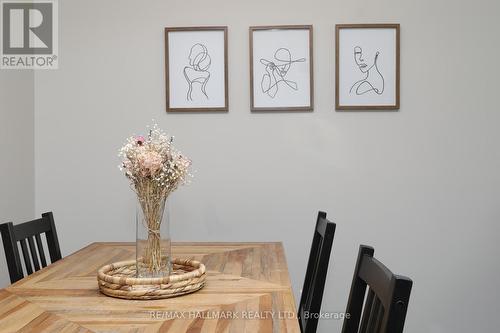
[0,212,61,283]
[342,245,412,333]
[298,211,336,333]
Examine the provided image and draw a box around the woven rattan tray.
[97,258,206,300]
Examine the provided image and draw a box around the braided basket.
[97,258,206,300]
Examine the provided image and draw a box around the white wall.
[0,70,34,287]
[31,0,500,332]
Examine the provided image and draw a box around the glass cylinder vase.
[136,197,171,278]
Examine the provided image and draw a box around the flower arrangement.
[119,124,192,275]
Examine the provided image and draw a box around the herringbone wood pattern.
[0,242,300,333]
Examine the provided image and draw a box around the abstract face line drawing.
[183,43,211,101]
[349,46,385,96]
[260,48,306,99]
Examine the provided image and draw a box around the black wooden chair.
[342,245,413,333]
[298,211,336,333]
[0,212,62,284]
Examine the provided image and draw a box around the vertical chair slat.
[27,236,41,271]
[359,289,375,333]
[0,222,24,283]
[373,300,385,333]
[35,234,47,267]
[19,239,33,275]
[366,296,381,332]
[43,212,62,263]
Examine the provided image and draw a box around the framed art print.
[165,26,228,112]
[250,25,313,112]
[336,24,400,110]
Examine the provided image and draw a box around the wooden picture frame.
[165,26,228,112]
[335,24,400,111]
[249,25,314,112]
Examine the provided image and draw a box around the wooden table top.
[0,242,300,333]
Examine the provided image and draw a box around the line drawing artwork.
[260,48,306,98]
[349,46,385,95]
[183,43,211,101]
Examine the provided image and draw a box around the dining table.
[0,242,300,332]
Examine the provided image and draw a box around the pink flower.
[136,136,145,145]
[137,150,163,177]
